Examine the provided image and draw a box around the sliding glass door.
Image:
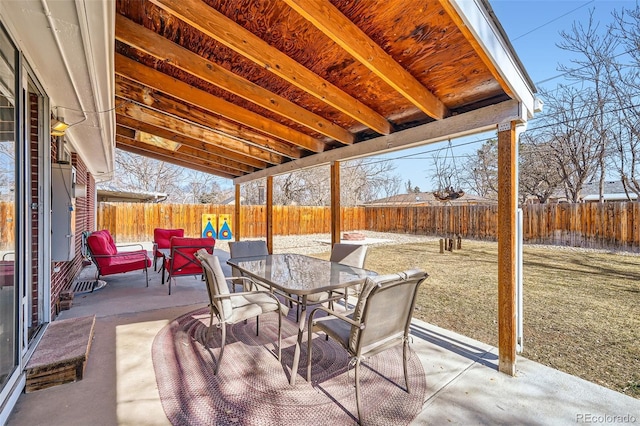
[0,22,17,391]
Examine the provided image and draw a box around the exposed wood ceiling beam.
[115,14,354,145]
[116,101,284,165]
[116,136,238,179]
[234,99,522,184]
[116,134,244,178]
[148,0,392,135]
[116,115,271,169]
[115,53,324,153]
[115,77,301,160]
[115,125,255,174]
[437,0,513,97]
[283,0,449,120]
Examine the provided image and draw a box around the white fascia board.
[234,99,522,184]
[74,0,116,176]
[449,0,537,119]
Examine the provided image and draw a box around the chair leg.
[354,358,363,425]
[277,311,282,361]
[93,271,100,293]
[306,325,314,382]
[215,324,226,375]
[403,339,410,393]
[144,265,149,287]
[206,313,214,345]
[343,287,350,310]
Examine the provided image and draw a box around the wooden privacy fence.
[0,201,631,251]
[522,202,640,251]
[97,202,365,243]
[364,205,499,240]
[364,202,640,252]
[95,202,640,251]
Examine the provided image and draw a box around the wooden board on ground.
[25,315,96,392]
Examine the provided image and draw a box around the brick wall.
[49,149,95,317]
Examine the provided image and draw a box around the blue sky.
[367,0,635,193]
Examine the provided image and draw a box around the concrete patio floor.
[6,248,640,425]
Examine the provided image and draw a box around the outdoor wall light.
[51,119,70,136]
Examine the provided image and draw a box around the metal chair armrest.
[225,276,259,291]
[116,243,145,251]
[212,290,284,312]
[309,306,364,329]
[90,250,148,259]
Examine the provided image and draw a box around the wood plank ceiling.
[114,0,511,180]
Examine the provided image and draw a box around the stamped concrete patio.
[6,246,640,425]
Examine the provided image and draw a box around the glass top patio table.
[227,253,375,295]
[227,253,377,385]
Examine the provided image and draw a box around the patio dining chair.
[228,240,269,292]
[296,244,369,320]
[164,237,215,295]
[327,243,368,307]
[195,250,288,374]
[306,269,428,424]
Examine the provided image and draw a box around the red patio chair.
[152,228,184,271]
[164,237,215,295]
[86,230,151,289]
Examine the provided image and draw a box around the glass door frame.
[0,24,50,422]
[0,25,24,415]
[21,63,49,360]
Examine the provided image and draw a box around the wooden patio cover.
[114,0,537,376]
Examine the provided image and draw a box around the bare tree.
[518,134,564,204]
[557,9,618,201]
[275,166,331,206]
[535,86,602,202]
[341,159,401,205]
[240,159,400,206]
[111,151,183,195]
[461,139,498,199]
[106,150,232,203]
[608,4,640,197]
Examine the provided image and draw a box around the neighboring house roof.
[582,193,638,202]
[365,192,496,206]
[97,187,167,203]
[544,180,639,203]
[580,181,638,202]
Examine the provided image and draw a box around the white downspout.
[515,123,527,354]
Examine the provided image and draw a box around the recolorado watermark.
[576,413,637,423]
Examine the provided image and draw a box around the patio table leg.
[290,294,307,386]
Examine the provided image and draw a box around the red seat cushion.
[166,237,215,277]
[87,230,151,276]
[88,230,117,256]
[98,251,151,275]
[154,228,185,250]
